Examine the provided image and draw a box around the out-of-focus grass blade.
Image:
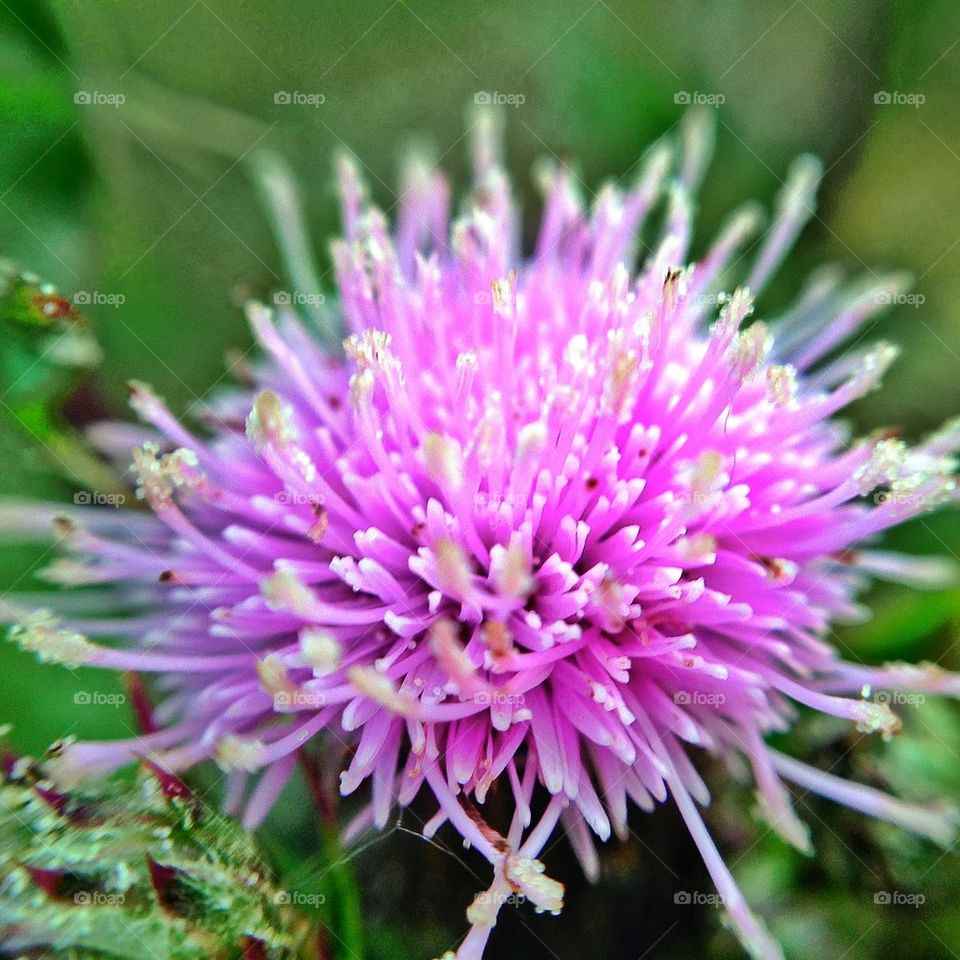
[0,263,124,495]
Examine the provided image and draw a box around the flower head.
[6,111,960,960]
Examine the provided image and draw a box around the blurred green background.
[2,0,960,957]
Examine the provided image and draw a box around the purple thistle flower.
[5,110,960,960]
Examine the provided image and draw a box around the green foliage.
[0,263,95,425]
[0,263,125,495]
[0,753,323,960]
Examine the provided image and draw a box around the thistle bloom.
[6,111,960,960]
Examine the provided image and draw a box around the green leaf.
[0,753,325,960]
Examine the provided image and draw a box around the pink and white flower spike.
[6,110,960,960]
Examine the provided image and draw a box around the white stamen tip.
[9,610,98,666]
[504,855,565,916]
[516,422,548,463]
[344,329,394,370]
[854,701,902,741]
[300,627,341,675]
[256,653,296,698]
[132,443,203,507]
[215,734,267,772]
[347,665,416,717]
[731,321,771,379]
[766,364,797,406]
[434,537,474,599]
[247,390,317,482]
[855,438,907,495]
[423,433,464,490]
[262,569,316,618]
